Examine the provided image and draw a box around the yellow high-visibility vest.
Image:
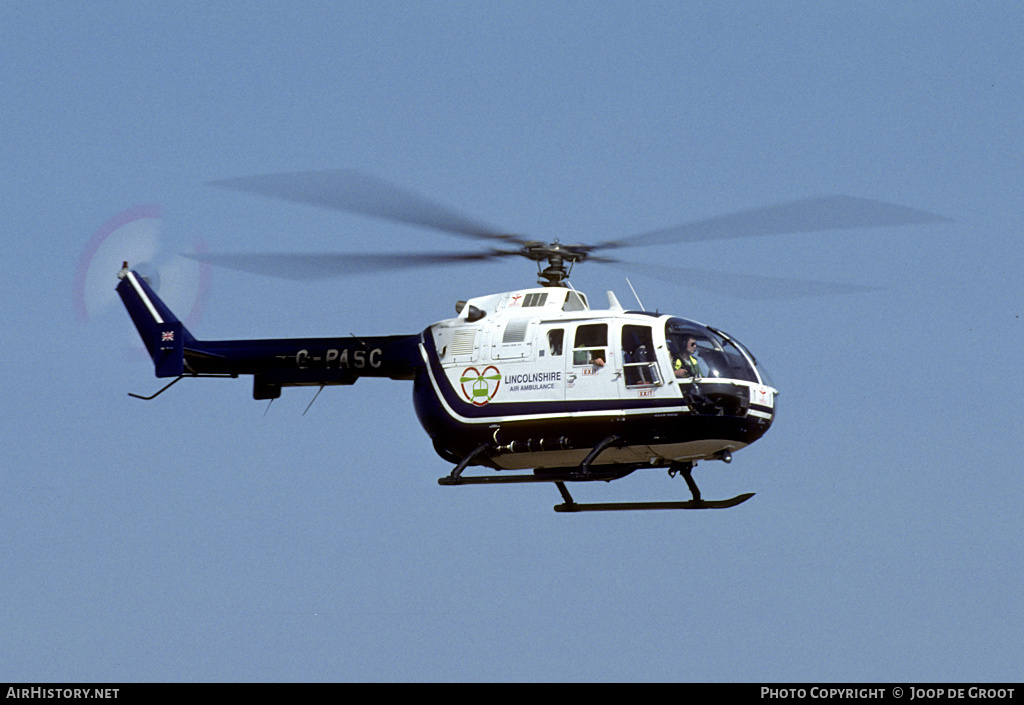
[675,354,700,377]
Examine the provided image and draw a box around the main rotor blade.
[210,170,527,245]
[183,250,518,280]
[605,261,880,300]
[600,195,952,250]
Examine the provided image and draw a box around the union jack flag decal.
[161,330,175,342]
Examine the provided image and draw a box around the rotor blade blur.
[184,250,515,280]
[607,261,881,300]
[210,170,527,245]
[600,195,952,250]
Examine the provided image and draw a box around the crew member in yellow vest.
[674,337,701,379]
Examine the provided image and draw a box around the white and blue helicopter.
[117,171,947,512]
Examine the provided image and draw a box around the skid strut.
[437,443,492,485]
[669,461,702,504]
[579,435,621,476]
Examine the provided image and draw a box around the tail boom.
[116,265,420,398]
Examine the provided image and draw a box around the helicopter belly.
[484,437,751,471]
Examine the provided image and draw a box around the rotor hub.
[523,241,589,287]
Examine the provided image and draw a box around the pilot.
[673,337,701,379]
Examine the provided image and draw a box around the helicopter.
[116,170,949,512]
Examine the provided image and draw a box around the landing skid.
[551,471,752,512]
[553,493,755,512]
[438,441,754,512]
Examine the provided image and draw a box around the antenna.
[626,278,645,311]
[303,385,325,416]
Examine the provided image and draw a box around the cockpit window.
[665,318,757,383]
[715,328,774,388]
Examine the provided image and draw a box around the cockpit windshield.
[717,326,775,389]
[665,318,759,383]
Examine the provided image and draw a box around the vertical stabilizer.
[116,263,194,377]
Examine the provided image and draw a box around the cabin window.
[573,324,607,366]
[547,329,564,356]
[621,324,662,387]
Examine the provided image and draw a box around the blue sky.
[2,1,1021,682]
